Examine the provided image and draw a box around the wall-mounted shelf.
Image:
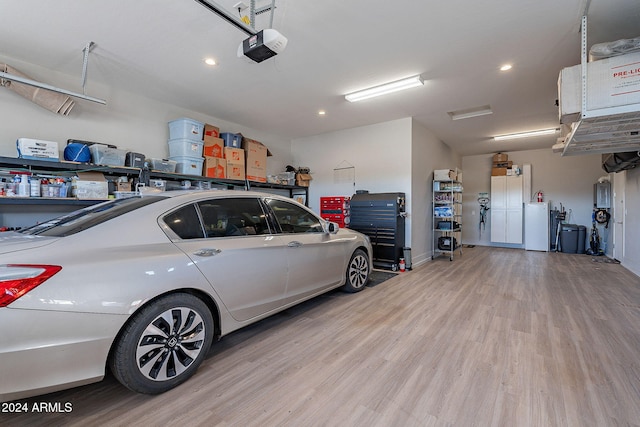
[0,156,308,201]
[0,156,309,228]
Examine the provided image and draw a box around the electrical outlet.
[233,1,248,11]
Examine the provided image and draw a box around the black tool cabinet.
[349,192,406,270]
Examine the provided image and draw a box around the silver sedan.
[0,191,372,402]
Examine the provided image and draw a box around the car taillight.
[0,264,62,308]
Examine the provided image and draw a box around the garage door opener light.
[345,76,424,102]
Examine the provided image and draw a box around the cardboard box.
[242,137,270,183]
[491,167,508,176]
[492,153,508,163]
[223,147,245,164]
[558,51,640,123]
[434,169,457,181]
[296,173,312,187]
[203,123,220,139]
[204,157,227,178]
[203,136,224,158]
[116,181,132,192]
[71,172,108,199]
[16,138,60,161]
[493,160,513,168]
[226,162,245,180]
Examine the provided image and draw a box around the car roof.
[152,189,301,204]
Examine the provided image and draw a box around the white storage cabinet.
[490,175,523,244]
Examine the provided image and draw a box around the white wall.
[0,55,292,172]
[623,167,640,276]
[291,117,412,250]
[291,117,459,267]
[462,149,606,250]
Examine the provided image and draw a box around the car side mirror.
[324,221,339,234]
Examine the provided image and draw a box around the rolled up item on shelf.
[589,36,640,61]
[0,63,75,115]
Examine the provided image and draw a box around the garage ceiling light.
[448,105,493,120]
[345,75,424,102]
[494,128,559,141]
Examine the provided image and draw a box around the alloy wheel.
[136,307,207,381]
[348,253,369,289]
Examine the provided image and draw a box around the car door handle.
[287,241,302,248]
[193,248,222,257]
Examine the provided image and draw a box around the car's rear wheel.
[110,293,214,394]
[342,249,369,292]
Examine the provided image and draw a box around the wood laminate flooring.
[3,247,640,426]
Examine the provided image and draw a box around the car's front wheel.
[109,293,214,394]
[342,249,370,292]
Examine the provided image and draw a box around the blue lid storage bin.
[168,138,204,158]
[170,156,204,176]
[169,118,204,141]
[220,132,242,148]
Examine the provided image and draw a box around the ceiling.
[1,0,639,156]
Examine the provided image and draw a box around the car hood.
[0,232,59,255]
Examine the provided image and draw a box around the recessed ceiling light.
[204,58,217,66]
[447,105,493,120]
[318,110,326,116]
[500,64,512,71]
[493,128,559,141]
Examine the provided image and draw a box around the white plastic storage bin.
[169,118,204,141]
[168,138,204,158]
[89,145,127,166]
[171,156,204,176]
[148,158,177,173]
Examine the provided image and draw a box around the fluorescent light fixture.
[448,105,493,120]
[500,64,512,71]
[494,128,559,141]
[345,75,423,102]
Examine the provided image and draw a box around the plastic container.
[577,225,587,254]
[89,145,127,166]
[438,236,457,251]
[169,118,204,141]
[125,152,145,168]
[114,191,139,199]
[171,156,204,176]
[560,224,579,253]
[168,138,204,158]
[220,132,242,148]
[148,158,177,173]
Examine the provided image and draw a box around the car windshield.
[19,196,167,237]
